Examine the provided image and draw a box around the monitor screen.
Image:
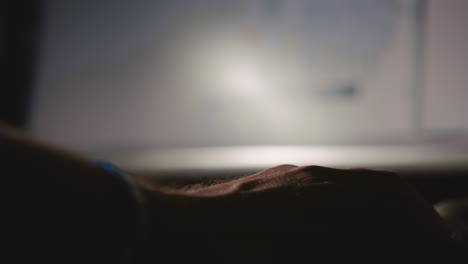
[29,0,468,172]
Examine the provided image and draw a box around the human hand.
[138,165,465,263]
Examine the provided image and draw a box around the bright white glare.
[222,63,267,96]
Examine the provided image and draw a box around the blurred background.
[3,0,468,175]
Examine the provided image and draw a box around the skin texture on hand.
[136,165,466,263]
[1,123,465,263]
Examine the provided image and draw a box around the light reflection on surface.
[98,145,468,173]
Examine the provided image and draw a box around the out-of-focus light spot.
[222,63,267,96]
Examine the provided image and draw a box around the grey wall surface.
[29,0,467,154]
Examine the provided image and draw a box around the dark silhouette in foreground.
[1,123,465,263]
